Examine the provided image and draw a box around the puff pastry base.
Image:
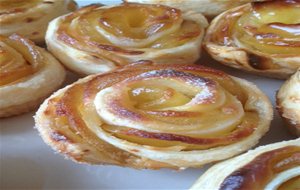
[277,70,300,137]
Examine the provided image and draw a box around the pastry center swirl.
[94,69,246,146]
[0,35,41,86]
[58,3,202,51]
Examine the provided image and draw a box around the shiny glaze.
[206,0,300,71]
[220,146,300,190]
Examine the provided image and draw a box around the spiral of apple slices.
[205,0,300,79]
[35,63,272,169]
[0,34,65,117]
[191,138,300,190]
[0,0,77,43]
[46,3,208,75]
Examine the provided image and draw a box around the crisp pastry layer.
[190,138,300,190]
[0,34,65,117]
[204,0,300,79]
[46,3,208,75]
[0,0,77,43]
[277,70,300,137]
[123,0,256,17]
[35,63,272,169]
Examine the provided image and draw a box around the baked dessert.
[123,0,255,17]
[0,0,77,44]
[35,63,272,169]
[277,70,300,137]
[204,0,300,79]
[0,34,65,117]
[46,3,208,75]
[190,138,300,190]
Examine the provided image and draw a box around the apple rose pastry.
[277,70,300,137]
[191,138,300,190]
[0,34,65,117]
[0,0,77,43]
[123,0,255,17]
[46,3,208,75]
[34,63,272,169]
[204,0,300,79]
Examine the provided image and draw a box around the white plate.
[0,1,295,189]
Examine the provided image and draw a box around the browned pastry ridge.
[204,0,300,79]
[277,70,300,137]
[35,63,272,169]
[190,138,300,190]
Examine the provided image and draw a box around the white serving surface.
[0,0,296,189]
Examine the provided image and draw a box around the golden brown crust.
[0,34,66,118]
[190,138,300,190]
[277,70,300,137]
[123,0,258,16]
[35,63,272,169]
[46,3,208,75]
[0,0,77,43]
[204,0,300,79]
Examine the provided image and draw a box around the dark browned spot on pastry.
[50,131,69,142]
[43,1,54,4]
[25,18,35,23]
[43,108,51,115]
[32,31,39,35]
[91,55,100,59]
[83,149,90,153]
[247,53,269,70]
